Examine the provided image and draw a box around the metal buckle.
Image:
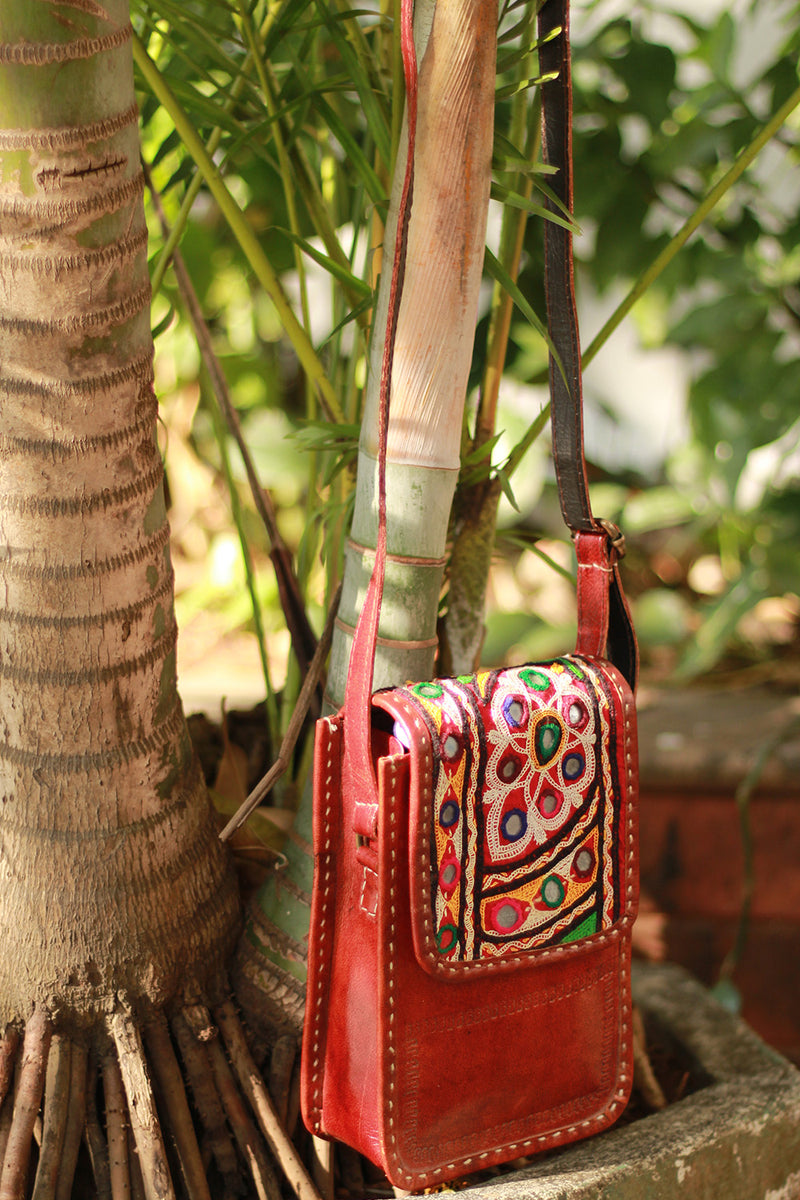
[597,518,626,560]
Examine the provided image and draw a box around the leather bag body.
[302,653,639,1189]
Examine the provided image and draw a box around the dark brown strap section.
[538,0,595,534]
[539,0,638,689]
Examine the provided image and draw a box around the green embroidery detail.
[540,875,565,909]
[561,912,598,943]
[518,668,550,691]
[436,923,459,954]
[456,674,473,684]
[534,717,562,765]
[413,682,444,699]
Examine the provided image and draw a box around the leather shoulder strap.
[538,0,638,689]
[538,0,594,534]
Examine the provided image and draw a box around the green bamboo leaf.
[483,247,554,354]
[133,33,342,423]
[491,180,579,234]
[496,466,520,512]
[500,532,575,582]
[313,0,391,168]
[496,70,558,101]
[276,229,372,297]
[151,304,175,341]
[310,93,385,204]
[462,431,504,468]
[319,294,374,349]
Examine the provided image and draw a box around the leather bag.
[301,0,640,1188]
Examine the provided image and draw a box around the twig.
[85,1056,113,1200]
[268,1035,297,1127]
[142,159,319,680]
[309,1138,333,1200]
[55,1041,87,1200]
[204,1035,280,1200]
[219,582,342,841]
[0,1033,19,1112]
[128,1128,147,1200]
[170,1014,243,1194]
[0,1007,51,1200]
[110,1014,176,1200]
[102,1055,132,1200]
[0,1096,13,1189]
[144,1016,212,1200]
[30,1036,71,1200]
[215,1002,322,1200]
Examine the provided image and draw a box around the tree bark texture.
[0,0,239,1028]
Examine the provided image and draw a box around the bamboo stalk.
[204,1036,279,1200]
[30,1036,71,1200]
[144,1016,212,1200]
[54,1043,88,1200]
[214,1001,322,1200]
[110,1014,176,1200]
[103,1055,132,1200]
[170,1014,242,1193]
[234,0,499,1042]
[0,1008,51,1200]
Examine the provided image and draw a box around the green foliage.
[133,0,800,708]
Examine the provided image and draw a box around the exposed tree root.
[0,995,324,1200]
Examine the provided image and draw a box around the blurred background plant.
[130,0,800,787]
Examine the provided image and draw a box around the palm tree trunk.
[235,0,498,1039]
[0,4,285,1195]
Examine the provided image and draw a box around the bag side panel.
[375,745,634,1190]
[301,715,384,1165]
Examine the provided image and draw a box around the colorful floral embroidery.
[399,658,622,962]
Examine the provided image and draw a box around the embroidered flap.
[379,656,633,972]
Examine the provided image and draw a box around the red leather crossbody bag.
[301,0,640,1188]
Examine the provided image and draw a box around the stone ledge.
[459,964,800,1200]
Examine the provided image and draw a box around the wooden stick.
[85,1057,113,1200]
[128,1127,147,1200]
[144,1016,212,1200]
[0,1008,51,1200]
[30,1036,71,1200]
[170,1014,242,1193]
[0,1035,18,1120]
[110,1014,176,1200]
[214,1002,322,1200]
[0,1097,13,1193]
[268,1035,296,1127]
[219,581,341,842]
[204,1034,279,1200]
[55,1042,88,1200]
[102,1055,132,1200]
[143,160,319,680]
